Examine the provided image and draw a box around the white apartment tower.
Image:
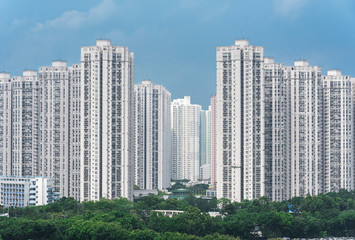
[206,109,211,168]
[0,73,12,176]
[210,95,217,186]
[171,96,201,181]
[200,109,211,167]
[80,40,134,201]
[286,60,323,197]
[263,58,290,201]
[216,40,265,202]
[38,61,70,197]
[200,109,211,181]
[323,70,353,192]
[7,71,39,177]
[69,63,82,200]
[134,80,171,190]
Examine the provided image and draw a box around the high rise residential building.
[206,109,211,167]
[263,58,290,201]
[200,109,211,181]
[215,40,334,202]
[2,38,355,205]
[6,71,39,177]
[210,95,217,186]
[200,110,211,166]
[171,96,201,182]
[323,70,353,192]
[353,78,355,190]
[286,60,323,197]
[353,78,355,191]
[134,80,171,190]
[200,110,207,169]
[216,40,264,202]
[69,63,82,201]
[0,73,12,176]
[38,61,70,197]
[80,40,134,201]
[0,40,135,203]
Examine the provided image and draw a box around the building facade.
[3,71,40,177]
[0,73,12,177]
[134,80,171,190]
[200,109,211,181]
[39,61,70,197]
[210,95,217,186]
[286,60,324,197]
[216,40,265,202]
[0,176,56,208]
[171,96,201,182]
[323,70,353,192]
[200,163,211,182]
[200,110,211,166]
[80,40,134,201]
[263,58,290,201]
[215,40,350,202]
[69,63,82,201]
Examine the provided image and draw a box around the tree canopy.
[0,190,355,239]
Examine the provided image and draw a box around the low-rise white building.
[0,176,57,208]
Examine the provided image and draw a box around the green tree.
[258,211,294,238]
[173,206,214,236]
[224,211,258,239]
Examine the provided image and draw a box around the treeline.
[0,190,355,239]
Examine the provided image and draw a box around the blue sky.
[0,0,354,108]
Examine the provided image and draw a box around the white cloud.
[88,0,118,22]
[11,18,27,27]
[31,0,117,32]
[273,0,309,17]
[163,0,228,23]
[200,2,229,22]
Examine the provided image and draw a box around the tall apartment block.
[216,39,355,202]
[206,109,211,168]
[263,58,290,201]
[0,73,12,176]
[286,60,323,197]
[39,61,70,197]
[80,40,134,201]
[171,96,201,182]
[200,110,207,168]
[3,71,40,177]
[69,63,82,201]
[134,80,171,190]
[199,109,211,181]
[216,40,264,202]
[200,109,211,166]
[323,70,353,192]
[210,95,217,186]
